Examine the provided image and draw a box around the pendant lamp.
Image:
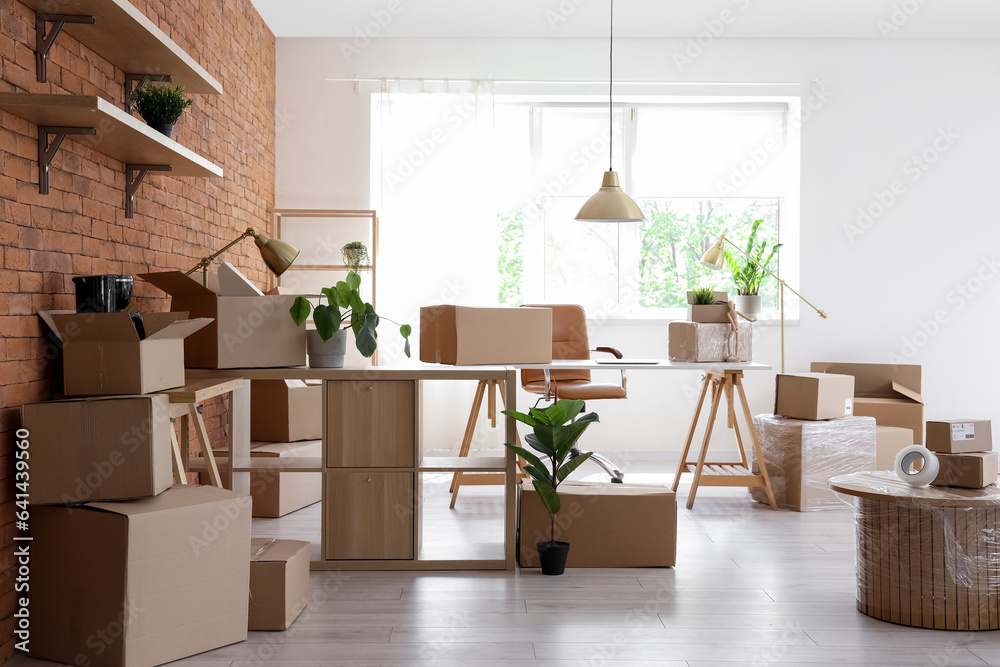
[575,0,644,223]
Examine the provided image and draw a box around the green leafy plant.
[502,400,598,546]
[289,270,411,358]
[131,82,194,125]
[691,286,717,305]
[725,218,783,296]
[341,241,370,272]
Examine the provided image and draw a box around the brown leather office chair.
[521,304,627,482]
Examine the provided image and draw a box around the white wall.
[276,36,1000,458]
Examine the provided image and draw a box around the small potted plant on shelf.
[131,82,194,138]
[686,286,729,323]
[725,218,782,321]
[341,241,370,272]
[502,399,598,575]
[289,270,411,368]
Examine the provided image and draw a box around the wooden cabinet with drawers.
[323,472,414,560]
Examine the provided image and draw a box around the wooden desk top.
[511,360,772,371]
[830,471,1000,507]
[186,365,514,382]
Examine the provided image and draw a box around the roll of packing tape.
[894,445,940,487]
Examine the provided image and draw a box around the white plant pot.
[307,329,348,368]
[733,295,762,321]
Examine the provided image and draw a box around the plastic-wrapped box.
[830,471,1000,630]
[750,414,876,511]
[668,321,752,363]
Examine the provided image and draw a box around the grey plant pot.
[733,294,762,320]
[307,328,348,368]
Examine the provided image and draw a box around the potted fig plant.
[502,399,598,575]
[289,270,411,368]
[725,218,782,320]
[341,241,370,272]
[131,82,194,138]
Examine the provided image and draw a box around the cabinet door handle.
[368,386,373,391]
[367,478,373,483]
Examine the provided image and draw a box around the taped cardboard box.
[926,419,993,454]
[31,485,250,667]
[21,395,173,505]
[774,373,855,421]
[876,425,914,470]
[751,415,877,511]
[420,305,552,365]
[251,379,322,442]
[932,451,999,489]
[668,321,752,363]
[686,291,730,323]
[39,311,210,396]
[140,271,306,369]
[249,538,311,631]
[518,481,676,567]
[811,362,924,443]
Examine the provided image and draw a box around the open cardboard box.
[811,362,924,443]
[140,270,306,369]
[40,311,210,396]
[686,290,731,323]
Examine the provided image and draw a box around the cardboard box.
[774,373,855,421]
[139,271,306,369]
[876,425,914,470]
[249,440,322,518]
[21,395,173,505]
[251,379,322,442]
[249,538,311,630]
[686,291,730,323]
[518,481,676,567]
[811,362,924,443]
[932,451,999,488]
[39,311,210,396]
[668,321,752,363]
[926,419,993,454]
[31,486,250,667]
[420,305,552,365]
[751,415,877,511]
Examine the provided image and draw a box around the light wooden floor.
[13,466,1000,666]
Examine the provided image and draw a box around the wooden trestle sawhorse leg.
[449,378,524,508]
[671,369,777,510]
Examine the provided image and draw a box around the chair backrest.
[520,304,591,388]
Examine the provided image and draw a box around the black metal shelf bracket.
[37,125,96,195]
[125,73,173,113]
[125,164,171,218]
[35,13,96,83]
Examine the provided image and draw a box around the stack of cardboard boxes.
[751,372,877,511]
[668,291,753,363]
[927,419,997,488]
[25,311,252,667]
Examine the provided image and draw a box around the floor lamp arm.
[722,237,826,319]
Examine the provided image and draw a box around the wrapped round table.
[830,471,1000,631]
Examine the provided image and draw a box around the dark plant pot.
[73,275,133,313]
[150,122,174,138]
[537,541,570,575]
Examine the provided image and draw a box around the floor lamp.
[699,234,826,373]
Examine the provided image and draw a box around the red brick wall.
[0,0,275,659]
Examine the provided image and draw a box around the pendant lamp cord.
[608,0,614,171]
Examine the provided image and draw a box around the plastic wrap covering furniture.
[668,321,752,363]
[830,471,1000,630]
[750,414,876,511]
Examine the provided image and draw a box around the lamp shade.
[575,171,645,223]
[254,233,300,276]
[699,237,727,271]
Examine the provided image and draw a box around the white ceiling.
[250,0,1000,39]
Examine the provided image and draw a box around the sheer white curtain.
[372,80,498,364]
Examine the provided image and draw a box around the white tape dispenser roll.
[894,444,940,487]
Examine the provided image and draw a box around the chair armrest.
[592,346,624,359]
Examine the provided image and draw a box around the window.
[494,99,799,319]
